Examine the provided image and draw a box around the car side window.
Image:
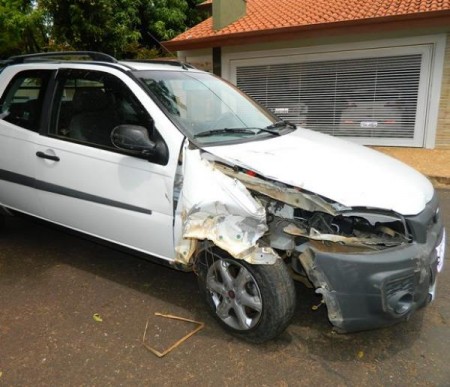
[0,70,51,132]
[50,69,154,152]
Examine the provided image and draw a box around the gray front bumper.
[298,196,445,333]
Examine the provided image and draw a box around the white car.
[0,52,446,342]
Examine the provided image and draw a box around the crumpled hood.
[204,128,434,216]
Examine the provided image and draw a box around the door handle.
[36,151,60,162]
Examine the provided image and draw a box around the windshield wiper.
[257,127,282,136]
[194,126,286,139]
[194,128,257,138]
[265,120,296,130]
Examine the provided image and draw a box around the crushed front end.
[211,161,446,332]
[175,147,445,333]
[295,193,445,332]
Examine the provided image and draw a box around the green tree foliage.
[41,0,141,56]
[1,0,206,58]
[0,0,47,58]
[139,0,203,42]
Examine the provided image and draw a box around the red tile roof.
[169,0,450,46]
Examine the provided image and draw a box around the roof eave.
[163,10,450,51]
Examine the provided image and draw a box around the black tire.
[196,247,296,343]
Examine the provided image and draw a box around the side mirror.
[111,125,156,156]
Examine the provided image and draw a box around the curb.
[428,175,450,189]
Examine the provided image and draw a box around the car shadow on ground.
[1,214,423,362]
[282,282,424,362]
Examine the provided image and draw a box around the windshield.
[135,70,292,145]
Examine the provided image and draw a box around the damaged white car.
[0,52,446,342]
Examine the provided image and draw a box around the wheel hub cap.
[206,258,263,331]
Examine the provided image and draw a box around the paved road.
[1,191,449,386]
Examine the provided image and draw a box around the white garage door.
[234,46,434,147]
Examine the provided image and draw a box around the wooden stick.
[142,313,205,358]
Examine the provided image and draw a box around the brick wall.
[436,34,450,149]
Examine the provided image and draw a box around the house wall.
[179,49,213,72]
[436,33,450,149]
[178,31,449,149]
[221,26,449,55]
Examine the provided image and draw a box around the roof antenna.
[145,31,191,70]
[145,31,177,59]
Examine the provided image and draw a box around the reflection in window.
[237,55,422,139]
[0,71,51,131]
[51,70,153,150]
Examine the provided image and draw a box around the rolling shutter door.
[236,54,422,142]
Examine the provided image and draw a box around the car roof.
[119,60,199,72]
[0,51,200,74]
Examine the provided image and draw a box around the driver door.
[34,68,181,260]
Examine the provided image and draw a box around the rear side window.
[0,70,52,132]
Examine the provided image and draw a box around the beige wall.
[178,49,213,71]
[179,32,450,149]
[436,33,450,149]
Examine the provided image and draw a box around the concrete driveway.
[1,190,449,386]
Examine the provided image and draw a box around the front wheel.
[196,247,296,343]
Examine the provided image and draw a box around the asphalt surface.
[0,190,449,386]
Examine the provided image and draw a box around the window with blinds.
[236,55,422,140]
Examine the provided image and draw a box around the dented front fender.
[174,146,279,265]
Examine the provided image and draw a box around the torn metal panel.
[182,204,275,263]
[213,163,339,215]
[174,237,197,265]
[179,150,265,220]
[284,223,405,248]
[174,147,278,265]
